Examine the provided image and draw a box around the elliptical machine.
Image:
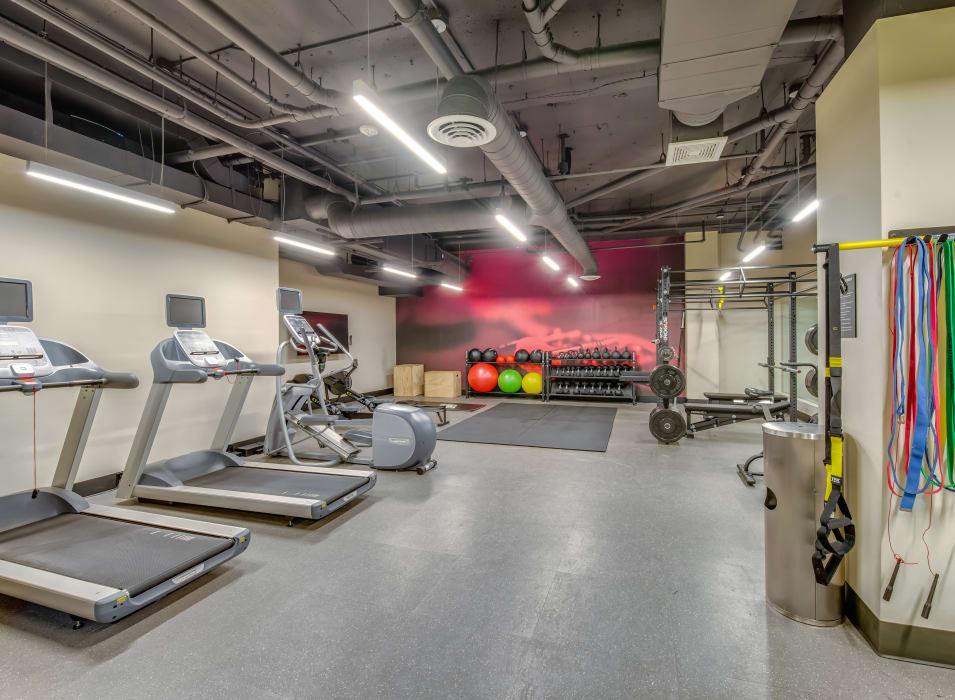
[264,288,437,474]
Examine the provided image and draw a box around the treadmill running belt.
[184,466,367,505]
[0,514,231,597]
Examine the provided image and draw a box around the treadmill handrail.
[0,370,139,393]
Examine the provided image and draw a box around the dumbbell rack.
[544,352,640,405]
[463,357,546,400]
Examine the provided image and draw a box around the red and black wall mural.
[396,239,683,381]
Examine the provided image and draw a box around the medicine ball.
[482,348,498,362]
[467,348,483,362]
[514,348,530,362]
[529,349,543,363]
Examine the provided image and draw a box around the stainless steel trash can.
[762,422,844,626]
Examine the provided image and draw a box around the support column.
[816,5,955,663]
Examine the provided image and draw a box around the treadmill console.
[173,329,228,367]
[283,314,318,349]
[0,325,53,380]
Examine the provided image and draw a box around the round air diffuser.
[427,114,496,148]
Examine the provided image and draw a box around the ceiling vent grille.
[665,136,728,166]
[427,114,497,148]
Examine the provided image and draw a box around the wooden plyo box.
[394,363,424,396]
[424,370,462,398]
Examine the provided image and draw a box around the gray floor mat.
[437,402,616,451]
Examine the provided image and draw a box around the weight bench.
[683,396,791,436]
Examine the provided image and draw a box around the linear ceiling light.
[792,199,819,222]
[382,265,418,279]
[440,282,463,291]
[718,271,732,281]
[541,255,560,271]
[567,276,580,288]
[352,80,446,175]
[26,162,175,214]
[494,213,527,242]
[273,235,335,256]
[742,245,766,263]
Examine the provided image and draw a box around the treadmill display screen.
[278,288,302,315]
[167,295,205,328]
[175,330,220,356]
[0,280,29,321]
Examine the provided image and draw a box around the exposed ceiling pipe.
[305,193,529,239]
[522,0,577,65]
[726,25,844,143]
[13,0,378,194]
[737,38,843,186]
[565,163,663,209]
[0,16,360,202]
[167,127,377,165]
[107,0,339,125]
[389,0,464,79]
[599,166,815,233]
[176,0,348,109]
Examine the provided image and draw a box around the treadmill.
[0,278,250,627]
[116,293,376,522]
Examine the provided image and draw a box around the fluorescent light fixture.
[742,245,766,263]
[541,255,560,271]
[718,271,732,281]
[567,276,580,288]
[273,235,335,256]
[494,213,527,242]
[792,198,819,222]
[25,162,175,214]
[382,265,417,279]
[440,282,463,291]
[352,80,446,174]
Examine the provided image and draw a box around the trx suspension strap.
[812,244,856,585]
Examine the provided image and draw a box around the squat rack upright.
[659,263,818,423]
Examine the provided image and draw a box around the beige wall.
[817,7,955,630]
[684,217,818,415]
[0,152,279,494]
[278,258,396,392]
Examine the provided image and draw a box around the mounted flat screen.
[303,311,349,351]
[166,294,206,328]
[0,278,31,322]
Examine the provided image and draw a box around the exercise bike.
[264,288,437,474]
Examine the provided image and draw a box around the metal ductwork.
[658,0,800,126]
[427,75,599,279]
[389,0,597,280]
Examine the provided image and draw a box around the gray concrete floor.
[1,399,954,699]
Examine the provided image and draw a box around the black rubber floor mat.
[437,403,616,451]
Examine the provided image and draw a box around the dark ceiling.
[0,0,838,262]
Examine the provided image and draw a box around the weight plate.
[649,407,686,443]
[658,345,675,363]
[648,364,686,399]
[805,366,818,398]
[805,324,819,356]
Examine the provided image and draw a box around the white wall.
[0,152,278,494]
[278,258,396,392]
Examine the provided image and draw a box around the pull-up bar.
[814,225,955,252]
